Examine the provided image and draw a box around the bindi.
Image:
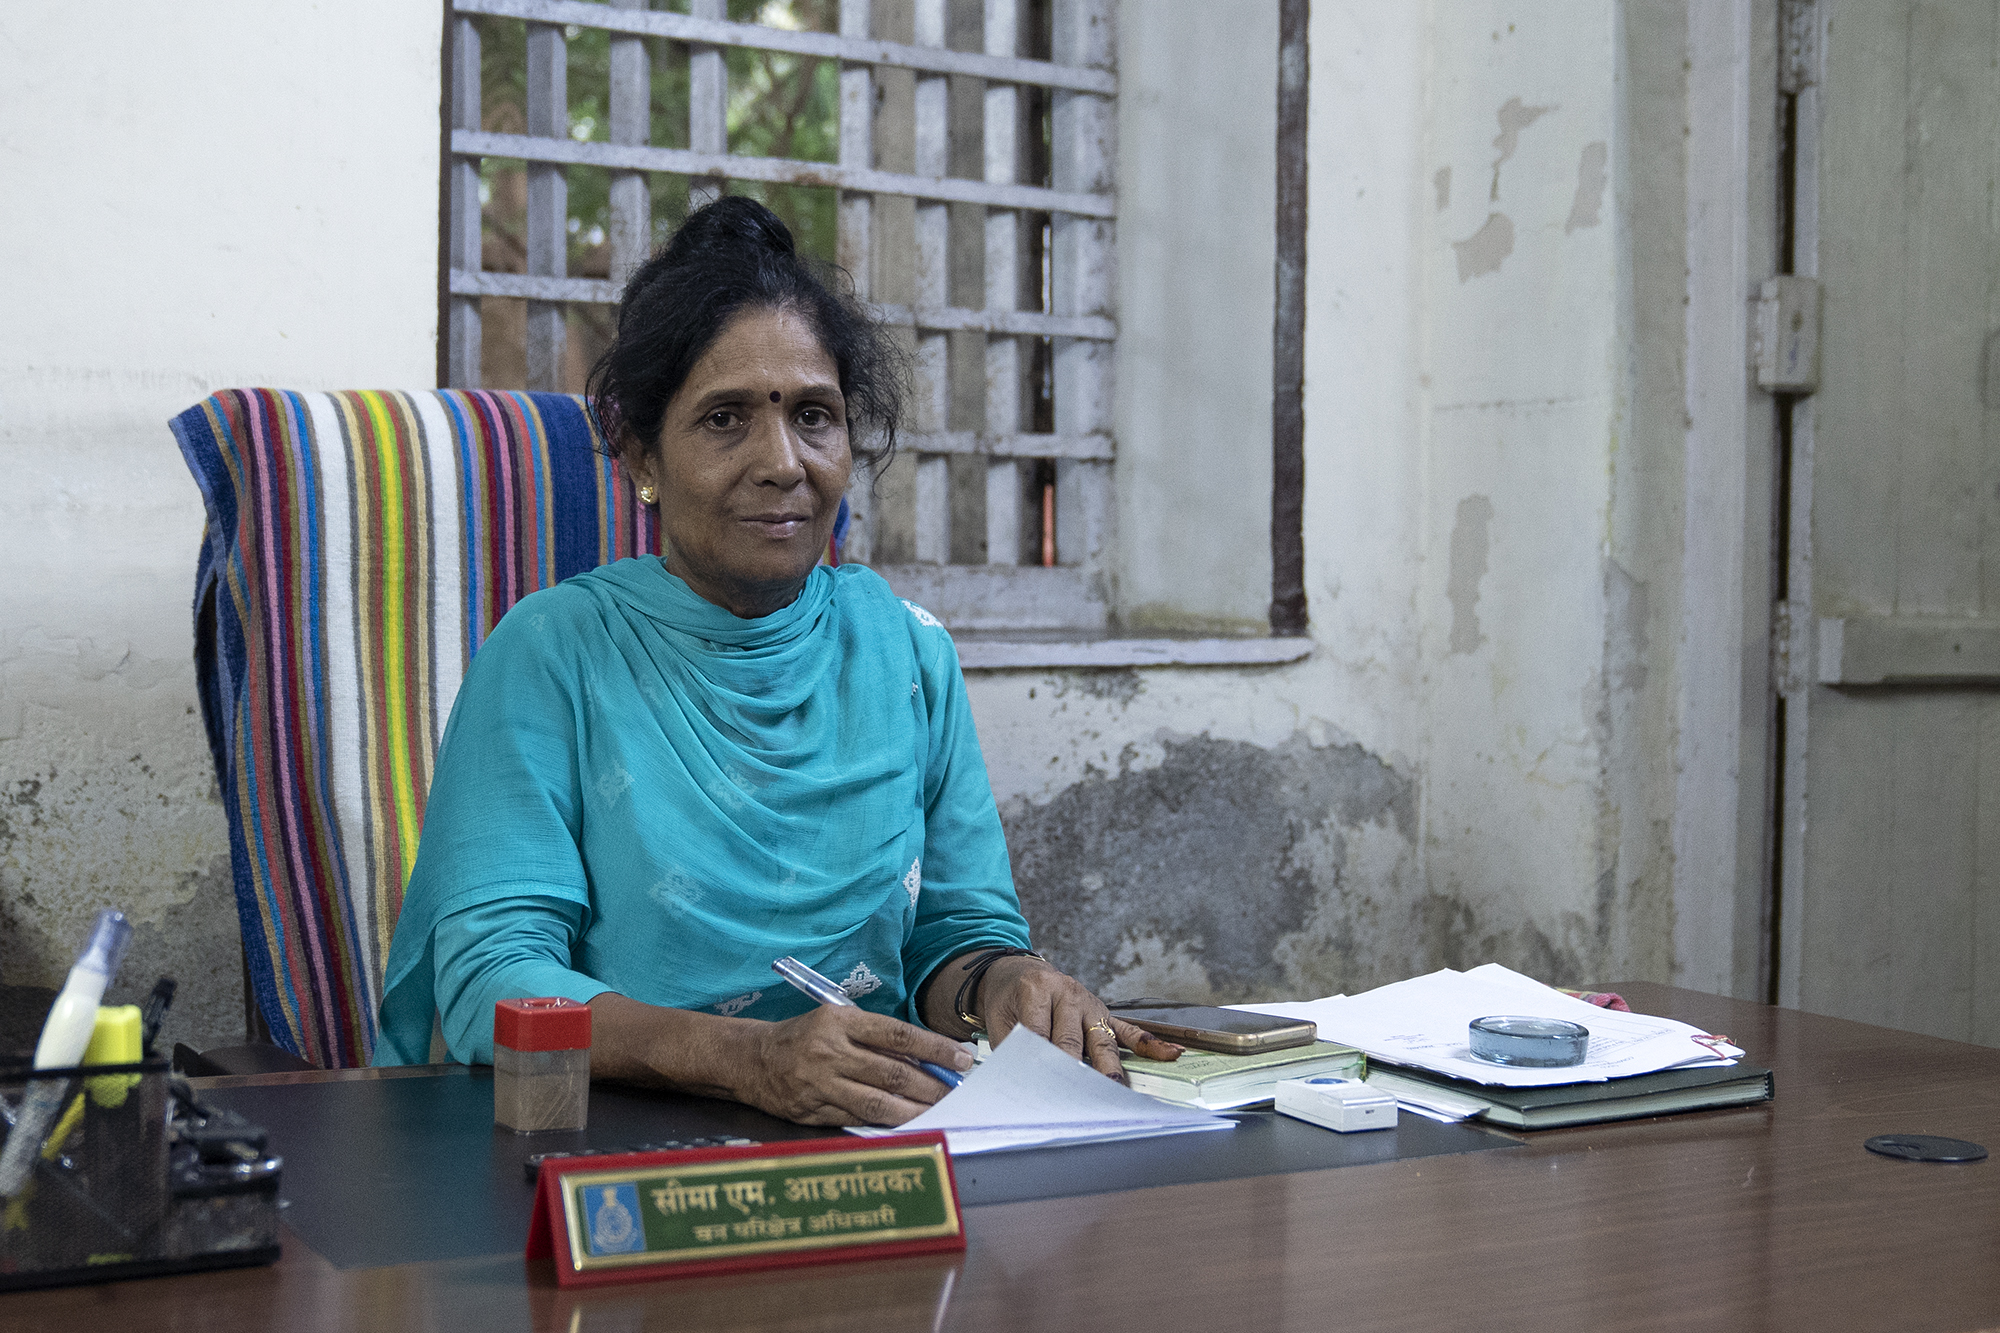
[769,391,781,402]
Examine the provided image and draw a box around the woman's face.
[629,305,852,619]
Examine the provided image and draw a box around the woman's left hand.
[977,956,1184,1078]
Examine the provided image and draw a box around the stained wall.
[977,0,1701,1005]
[0,0,1725,1056]
[0,2,441,1049]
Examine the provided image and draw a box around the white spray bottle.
[0,909,134,1195]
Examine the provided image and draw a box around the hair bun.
[669,196,797,263]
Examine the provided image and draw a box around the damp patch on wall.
[999,731,1416,1002]
[0,693,241,1051]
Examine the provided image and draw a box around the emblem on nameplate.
[586,1183,646,1255]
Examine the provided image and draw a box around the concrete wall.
[981,0,1708,1004]
[1,0,1742,1055]
[0,2,442,1050]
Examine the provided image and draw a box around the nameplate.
[525,1132,964,1286]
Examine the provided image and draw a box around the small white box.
[1275,1076,1397,1133]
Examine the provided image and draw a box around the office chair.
[171,390,658,1069]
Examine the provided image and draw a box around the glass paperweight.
[1468,1015,1589,1067]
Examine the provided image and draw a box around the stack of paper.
[848,1028,1235,1155]
[1237,964,1743,1093]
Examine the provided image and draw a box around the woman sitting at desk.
[376,199,1177,1126]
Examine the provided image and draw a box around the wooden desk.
[3,985,1996,1332]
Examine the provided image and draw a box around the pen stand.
[0,1059,282,1290]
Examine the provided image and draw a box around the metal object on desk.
[167,1094,284,1258]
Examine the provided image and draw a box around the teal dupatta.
[375,558,1029,1064]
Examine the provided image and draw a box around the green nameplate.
[526,1133,965,1285]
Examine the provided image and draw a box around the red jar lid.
[494,997,592,1052]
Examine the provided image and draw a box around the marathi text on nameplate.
[553,1141,962,1274]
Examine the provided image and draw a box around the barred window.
[444,0,1116,633]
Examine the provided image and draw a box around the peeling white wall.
[1418,5,1632,967]
[0,2,441,1049]
[975,0,1705,1004]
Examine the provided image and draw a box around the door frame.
[1671,0,1785,1002]
[1771,0,1822,1011]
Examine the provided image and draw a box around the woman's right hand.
[734,1006,973,1126]
[587,991,972,1126]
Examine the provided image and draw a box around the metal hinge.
[1772,602,1793,693]
[1779,0,1817,95]
[1772,601,1810,696]
[1755,276,1822,394]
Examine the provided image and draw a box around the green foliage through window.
[476,0,841,284]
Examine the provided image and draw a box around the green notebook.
[1120,1041,1367,1111]
[1368,1062,1774,1129]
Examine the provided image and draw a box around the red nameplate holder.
[525,1132,965,1286]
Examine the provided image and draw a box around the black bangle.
[950,947,1045,1035]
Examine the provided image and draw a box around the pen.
[771,956,964,1090]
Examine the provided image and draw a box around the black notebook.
[1368,1061,1774,1129]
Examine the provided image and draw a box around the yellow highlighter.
[1,1005,147,1233]
[83,1005,144,1108]
[38,1006,145,1160]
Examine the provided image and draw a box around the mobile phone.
[1107,1001,1317,1054]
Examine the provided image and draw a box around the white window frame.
[443,0,1313,666]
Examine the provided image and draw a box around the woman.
[376,198,1178,1126]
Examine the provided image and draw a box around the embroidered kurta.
[374,558,1030,1065]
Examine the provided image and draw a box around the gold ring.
[1086,1021,1116,1039]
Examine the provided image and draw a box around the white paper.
[1461,964,1740,1068]
[847,1028,1234,1155]
[1235,965,1744,1087]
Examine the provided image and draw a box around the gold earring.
[638,484,657,504]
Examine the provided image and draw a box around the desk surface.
[3,984,1998,1333]
[192,1066,1510,1269]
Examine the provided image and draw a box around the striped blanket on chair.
[173,390,658,1067]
